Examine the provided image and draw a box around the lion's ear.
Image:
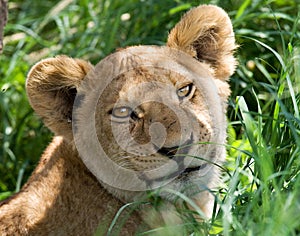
[167,5,237,80]
[26,56,93,139]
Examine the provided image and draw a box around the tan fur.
[0,5,237,235]
[25,56,93,141]
[0,137,144,235]
[167,5,237,80]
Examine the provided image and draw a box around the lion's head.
[26,5,237,217]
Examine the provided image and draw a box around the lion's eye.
[112,106,132,118]
[177,84,193,98]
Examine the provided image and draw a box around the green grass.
[0,0,299,235]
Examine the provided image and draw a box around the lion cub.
[0,5,236,235]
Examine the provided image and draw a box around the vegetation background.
[0,0,299,235]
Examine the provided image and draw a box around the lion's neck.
[0,136,143,235]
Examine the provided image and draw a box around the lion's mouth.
[157,146,179,157]
[157,134,194,158]
[139,134,207,185]
[182,165,205,173]
[157,146,204,174]
[155,134,205,177]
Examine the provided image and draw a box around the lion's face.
[71,46,229,202]
[26,5,237,215]
[100,68,211,170]
[97,66,213,199]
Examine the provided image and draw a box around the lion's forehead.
[98,66,202,107]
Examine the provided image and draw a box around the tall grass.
[221,2,300,234]
[0,0,299,235]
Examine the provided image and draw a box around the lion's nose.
[138,102,182,146]
[147,122,167,150]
